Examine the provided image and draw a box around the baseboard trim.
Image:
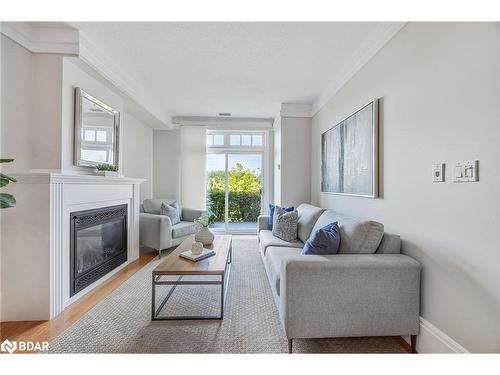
[404,317,469,353]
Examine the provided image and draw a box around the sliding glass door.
[227,153,262,231]
[206,132,265,233]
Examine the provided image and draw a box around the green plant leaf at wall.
[0,193,16,208]
[0,173,17,187]
[0,158,17,208]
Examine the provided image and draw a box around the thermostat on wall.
[432,163,445,182]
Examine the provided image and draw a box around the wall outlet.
[453,160,479,183]
[432,163,445,182]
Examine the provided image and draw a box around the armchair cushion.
[182,207,206,222]
[171,221,197,239]
[143,198,176,214]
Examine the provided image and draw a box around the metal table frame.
[151,245,232,320]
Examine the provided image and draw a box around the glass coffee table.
[151,234,232,320]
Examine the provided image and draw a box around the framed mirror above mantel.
[74,87,121,168]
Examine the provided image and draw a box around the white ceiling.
[71,22,402,120]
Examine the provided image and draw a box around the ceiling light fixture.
[218,112,231,117]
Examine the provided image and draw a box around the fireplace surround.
[1,173,144,321]
[70,204,128,296]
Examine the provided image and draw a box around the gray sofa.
[139,198,205,256]
[258,203,421,353]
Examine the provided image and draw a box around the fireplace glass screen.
[70,204,127,296]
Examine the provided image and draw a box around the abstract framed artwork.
[321,99,379,198]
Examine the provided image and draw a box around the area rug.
[48,236,406,353]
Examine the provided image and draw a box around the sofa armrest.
[280,254,421,339]
[182,208,206,222]
[258,215,270,232]
[139,212,173,250]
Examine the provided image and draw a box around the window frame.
[206,130,266,150]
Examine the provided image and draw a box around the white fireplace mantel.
[1,173,145,321]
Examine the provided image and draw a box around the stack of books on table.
[179,249,216,262]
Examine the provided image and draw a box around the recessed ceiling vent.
[218,112,231,117]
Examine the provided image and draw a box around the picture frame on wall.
[321,99,379,198]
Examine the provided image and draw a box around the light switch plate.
[432,163,445,182]
[454,160,479,182]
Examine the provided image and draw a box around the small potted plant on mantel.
[95,163,120,177]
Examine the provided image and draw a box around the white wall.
[273,114,312,209]
[180,126,207,210]
[61,57,155,202]
[1,35,32,173]
[122,112,153,202]
[32,54,63,171]
[1,35,64,174]
[311,23,500,353]
[273,115,282,206]
[153,129,182,200]
[280,117,311,208]
[61,57,124,174]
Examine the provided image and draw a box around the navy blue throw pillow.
[268,204,294,230]
[302,222,341,255]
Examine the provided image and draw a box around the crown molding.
[311,22,407,116]
[0,22,171,129]
[78,32,172,129]
[172,116,274,128]
[280,103,312,118]
[0,22,79,55]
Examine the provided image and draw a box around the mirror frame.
[74,87,121,168]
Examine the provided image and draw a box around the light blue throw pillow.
[160,202,181,225]
[301,222,341,255]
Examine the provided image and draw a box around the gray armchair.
[139,198,205,256]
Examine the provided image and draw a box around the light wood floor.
[0,246,412,354]
[0,248,157,352]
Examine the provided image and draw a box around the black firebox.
[70,204,127,296]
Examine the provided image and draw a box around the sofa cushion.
[296,204,325,243]
[375,233,401,254]
[259,230,304,255]
[265,246,302,296]
[171,221,197,239]
[143,198,177,214]
[312,210,384,254]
